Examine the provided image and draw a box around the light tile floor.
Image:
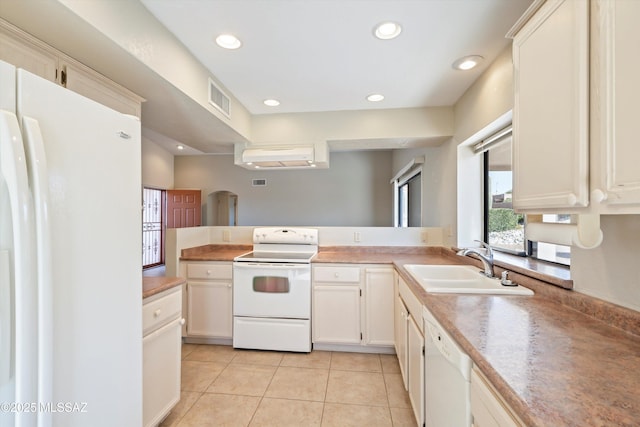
[159,344,417,427]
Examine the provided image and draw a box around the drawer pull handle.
[334,273,339,278]
[154,309,161,317]
[207,270,212,275]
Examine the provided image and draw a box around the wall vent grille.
[252,179,267,187]
[208,78,230,117]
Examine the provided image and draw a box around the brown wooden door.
[166,189,201,228]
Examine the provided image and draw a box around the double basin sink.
[404,264,534,295]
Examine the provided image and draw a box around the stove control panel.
[252,227,318,245]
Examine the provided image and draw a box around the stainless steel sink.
[404,264,534,295]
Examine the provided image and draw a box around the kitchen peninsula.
[178,243,640,427]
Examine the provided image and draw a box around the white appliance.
[0,60,142,427]
[423,306,472,427]
[233,227,318,352]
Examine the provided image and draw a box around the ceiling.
[140,0,533,116]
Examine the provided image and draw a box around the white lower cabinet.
[185,262,233,339]
[313,283,361,343]
[407,313,425,427]
[395,276,425,427]
[312,264,394,349]
[394,292,409,388]
[143,286,182,427]
[363,267,395,346]
[471,366,524,427]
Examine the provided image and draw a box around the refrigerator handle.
[0,250,10,384]
[22,116,54,423]
[0,110,39,424]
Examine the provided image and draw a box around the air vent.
[208,78,230,117]
[252,179,267,187]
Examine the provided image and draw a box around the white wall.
[571,215,640,311]
[251,107,453,146]
[391,145,453,235]
[446,46,516,248]
[173,151,394,227]
[141,136,174,189]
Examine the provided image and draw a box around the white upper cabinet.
[511,0,590,212]
[510,0,640,214]
[590,0,640,210]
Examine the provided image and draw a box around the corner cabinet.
[509,0,640,214]
[510,0,590,211]
[312,264,394,351]
[184,262,233,341]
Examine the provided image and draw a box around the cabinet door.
[512,0,589,211]
[0,26,57,82]
[363,268,394,346]
[187,280,232,338]
[407,315,424,427]
[394,294,409,390]
[471,368,523,427]
[591,0,640,209]
[143,317,182,427]
[312,285,361,344]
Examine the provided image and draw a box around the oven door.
[233,262,311,319]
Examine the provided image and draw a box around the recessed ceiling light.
[215,34,242,49]
[452,55,484,71]
[176,144,184,150]
[263,99,280,107]
[374,21,402,40]
[367,93,385,102]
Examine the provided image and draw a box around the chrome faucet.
[457,240,494,277]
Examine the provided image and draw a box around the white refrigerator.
[0,60,142,427]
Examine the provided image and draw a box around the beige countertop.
[143,276,186,299]
[180,244,252,262]
[181,244,640,426]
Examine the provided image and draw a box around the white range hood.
[234,142,329,170]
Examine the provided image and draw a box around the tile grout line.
[244,352,283,427]
[319,351,334,426]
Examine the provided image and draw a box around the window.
[392,158,423,227]
[479,127,525,254]
[397,170,421,227]
[142,187,165,268]
[527,214,572,266]
[479,125,571,266]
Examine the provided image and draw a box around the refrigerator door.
[0,109,38,427]
[17,68,142,427]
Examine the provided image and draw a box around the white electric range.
[232,227,318,352]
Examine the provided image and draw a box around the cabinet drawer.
[143,288,182,335]
[313,266,360,283]
[187,263,232,280]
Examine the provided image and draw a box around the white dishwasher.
[423,306,472,427]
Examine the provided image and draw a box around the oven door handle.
[233,262,310,270]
